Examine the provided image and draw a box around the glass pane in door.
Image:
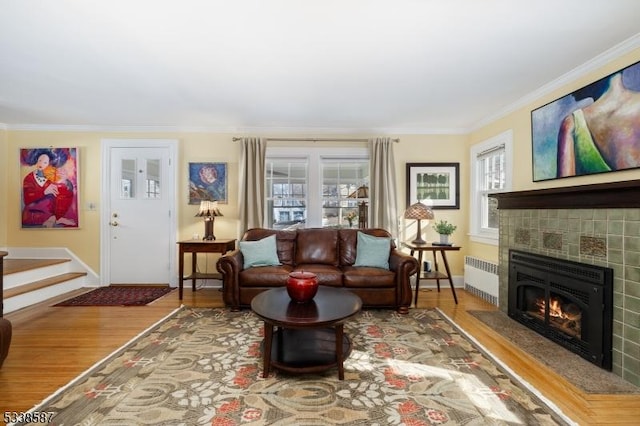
[145,159,161,199]
[121,159,136,199]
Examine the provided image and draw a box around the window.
[469,130,513,245]
[321,160,369,228]
[265,159,308,230]
[265,147,368,230]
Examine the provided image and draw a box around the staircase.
[2,249,97,314]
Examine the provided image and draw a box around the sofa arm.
[389,249,419,314]
[216,249,244,311]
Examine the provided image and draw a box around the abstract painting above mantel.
[531,60,640,182]
[188,162,227,204]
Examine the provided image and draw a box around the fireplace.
[508,250,613,370]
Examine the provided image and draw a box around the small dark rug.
[54,286,174,307]
[469,310,640,394]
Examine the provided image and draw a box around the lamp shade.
[404,201,434,245]
[348,185,369,199]
[195,200,223,218]
[404,201,434,220]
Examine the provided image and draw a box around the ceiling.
[2,0,640,134]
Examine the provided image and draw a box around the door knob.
[110,221,119,227]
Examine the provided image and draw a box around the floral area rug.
[54,286,174,306]
[16,308,570,425]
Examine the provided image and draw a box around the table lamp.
[195,200,223,240]
[348,185,369,228]
[404,201,434,244]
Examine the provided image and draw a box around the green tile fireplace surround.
[493,180,640,387]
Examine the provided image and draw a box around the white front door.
[101,139,177,286]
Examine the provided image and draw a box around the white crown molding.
[6,123,469,135]
[233,126,467,135]
[470,32,640,132]
[5,124,240,133]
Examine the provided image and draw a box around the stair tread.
[3,258,71,275]
[4,272,87,299]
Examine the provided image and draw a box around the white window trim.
[469,129,513,245]
[266,146,368,228]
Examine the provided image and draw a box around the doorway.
[101,139,178,286]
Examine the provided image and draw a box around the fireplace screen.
[508,250,613,369]
[520,285,589,341]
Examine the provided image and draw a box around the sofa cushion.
[295,229,339,266]
[239,264,292,287]
[343,266,395,288]
[293,264,343,286]
[239,234,281,269]
[354,231,391,269]
[274,231,297,266]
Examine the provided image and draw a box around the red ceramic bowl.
[286,271,319,303]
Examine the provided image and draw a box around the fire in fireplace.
[508,250,613,370]
[532,293,582,339]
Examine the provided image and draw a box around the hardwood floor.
[1,287,638,425]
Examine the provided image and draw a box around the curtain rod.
[232,137,399,143]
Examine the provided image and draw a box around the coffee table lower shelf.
[262,327,352,378]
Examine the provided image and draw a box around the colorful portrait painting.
[188,162,228,204]
[20,147,79,228]
[532,60,640,181]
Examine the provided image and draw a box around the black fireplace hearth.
[508,250,613,370]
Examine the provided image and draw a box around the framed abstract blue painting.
[188,162,228,204]
[531,60,640,181]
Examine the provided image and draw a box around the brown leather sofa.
[216,228,419,314]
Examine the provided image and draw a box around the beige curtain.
[238,137,266,235]
[369,137,399,238]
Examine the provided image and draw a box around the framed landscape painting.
[20,147,79,228]
[531,60,640,181]
[406,162,460,209]
[188,162,228,204]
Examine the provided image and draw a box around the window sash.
[321,160,368,228]
[479,190,500,230]
[478,147,506,192]
[478,148,504,230]
[265,159,308,230]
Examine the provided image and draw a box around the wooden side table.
[402,242,461,306]
[177,239,236,299]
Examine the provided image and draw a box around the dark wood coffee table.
[251,286,362,380]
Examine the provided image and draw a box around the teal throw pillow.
[239,234,282,269]
[354,231,391,269]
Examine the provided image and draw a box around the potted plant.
[344,210,358,228]
[433,220,457,244]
